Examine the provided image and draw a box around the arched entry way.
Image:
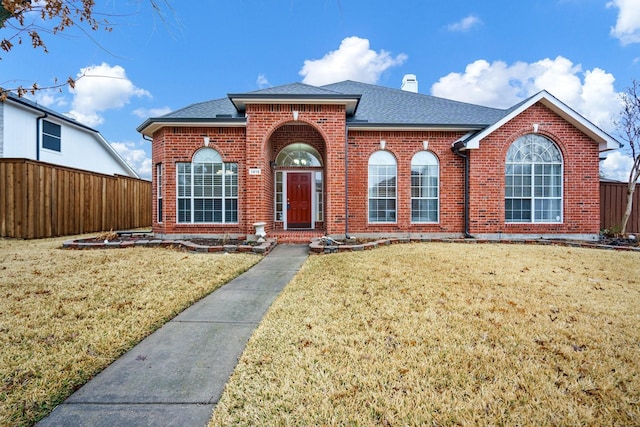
[274,142,324,230]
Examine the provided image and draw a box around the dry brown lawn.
[211,243,640,426]
[0,236,260,427]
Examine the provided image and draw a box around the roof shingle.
[142,80,508,130]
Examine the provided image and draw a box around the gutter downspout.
[452,141,473,238]
[344,123,351,239]
[35,112,48,161]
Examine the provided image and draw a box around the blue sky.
[2,0,640,180]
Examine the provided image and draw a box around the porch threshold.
[271,230,325,243]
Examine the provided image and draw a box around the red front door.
[287,172,312,229]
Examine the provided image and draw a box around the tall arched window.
[177,147,238,223]
[368,150,397,223]
[505,134,562,223]
[411,151,439,222]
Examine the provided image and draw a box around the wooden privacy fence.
[0,159,151,239]
[600,180,640,234]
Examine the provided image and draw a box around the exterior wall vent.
[401,74,418,93]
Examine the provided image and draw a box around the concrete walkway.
[38,244,309,427]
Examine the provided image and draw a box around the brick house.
[137,78,618,242]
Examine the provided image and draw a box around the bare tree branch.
[0,0,174,98]
[615,79,640,235]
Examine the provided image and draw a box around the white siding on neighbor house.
[2,101,137,177]
[43,121,130,176]
[3,102,39,159]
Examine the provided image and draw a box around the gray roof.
[322,81,506,127]
[138,80,509,133]
[235,82,345,96]
[161,98,240,119]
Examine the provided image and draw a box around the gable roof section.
[228,82,361,115]
[459,90,620,152]
[4,92,139,178]
[237,82,344,96]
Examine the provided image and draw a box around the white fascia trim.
[231,96,357,105]
[141,121,247,137]
[347,125,484,132]
[464,90,620,152]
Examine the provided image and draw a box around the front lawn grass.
[0,236,260,426]
[211,243,640,426]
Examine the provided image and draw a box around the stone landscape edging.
[62,238,276,255]
[61,236,639,255]
[309,237,640,254]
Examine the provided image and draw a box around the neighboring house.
[137,77,618,241]
[0,92,138,178]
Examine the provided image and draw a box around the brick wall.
[152,104,347,237]
[152,126,247,236]
[150,101,601,239]
[244,104,346,235]
[468,103,600,237]
[344,130,466,235]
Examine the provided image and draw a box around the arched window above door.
[275,143,322,167]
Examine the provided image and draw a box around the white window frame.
[411,151,439,223]
[176,148,238,224]
[42,120,61,152]
[156,163,163,223]
[368,150,397,224]
[273,143,324,229]
[505,134,563,223]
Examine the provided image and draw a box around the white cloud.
[132,106,172,119]
[601,151,634,181]
[299,36,407,86]
[607,0,640,45]
[431,56,621,131]
[31,90,58,108]
[111,141,152,179]
[446,15,482,32]
[256,74,270,89]
[67,63,150,127]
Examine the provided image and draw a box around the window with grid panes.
[368,150,397,223]
[156,163,163,222]
[505,134,562,223]
[176,148,238,223]
[411,151,439,222]
[42,120,61,152]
